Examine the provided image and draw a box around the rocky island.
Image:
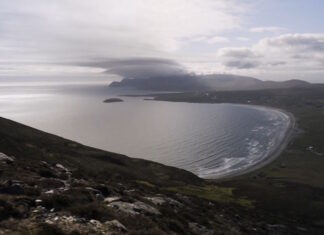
[103,98,124,103]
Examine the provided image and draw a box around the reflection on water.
[0,82,290,179]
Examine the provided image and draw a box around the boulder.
[104,219,127,233]
[55,164,70,173]
[35,199,42,205]
[0,152,15,164]
[103,196,121,204]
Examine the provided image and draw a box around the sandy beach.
[210,104,297,180]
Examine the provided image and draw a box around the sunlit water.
[0,82,290,179]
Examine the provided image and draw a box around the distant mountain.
[109,75,207,91]
[201,74,262,91]
[109,74,311,91]
[260,79,311,89]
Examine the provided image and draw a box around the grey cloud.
[269,61,286,66]
[291,54,310,60]
[81,58,187,79]
[263,34,324,52]
[219,48,256,58]
[219,34,324,71]
[218,47,260,69]
[224,60,259,69]
[0,0,245,72]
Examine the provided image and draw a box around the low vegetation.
[165,185,253,208]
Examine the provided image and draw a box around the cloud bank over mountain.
[0,0,323,82]
[82,58,187,79]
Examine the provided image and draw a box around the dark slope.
[0,117,201,187]
[0,117,259,235]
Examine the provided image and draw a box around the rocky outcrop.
[108,201,160,216]
[145,196,183,207]
[43,214,127,234]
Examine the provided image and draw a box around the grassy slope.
[155,86,324,229]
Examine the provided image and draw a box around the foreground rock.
[43,214,127,234]
[108,201,160,216]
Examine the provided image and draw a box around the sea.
[0,79,291,179]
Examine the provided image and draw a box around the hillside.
[109,73,311,91]
[109,74,207,91]
[0,117,283,234]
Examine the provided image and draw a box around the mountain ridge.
[109,74,311,91]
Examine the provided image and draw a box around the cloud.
[268,61,286,66]
[254,34,324,70]
[218,47,257,58]
[224,60,259,69]
[0,0,246,75]
[217,47,259,70]
[249,26,286,33]
[0,1,323,82]
[81,58,187,79]
[258,33,324,52]
[236,37,249,41]
[218,34,324,72]
[207,36,229,44]
[187,35,229,44]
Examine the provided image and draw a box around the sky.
[0,0,324,83]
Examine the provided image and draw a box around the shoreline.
[150,98,297,180]
[207,103,297,181]
[2,89,297,181]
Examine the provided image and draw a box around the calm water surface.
[0,82,290,178]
